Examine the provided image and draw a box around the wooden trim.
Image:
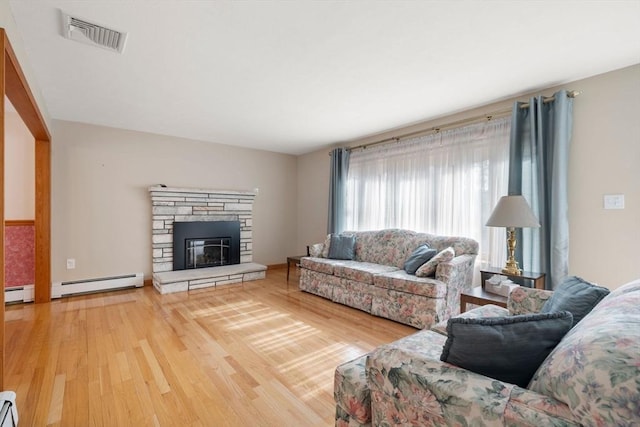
[143,278,153,287]
[2,28,53,389]
[35,139,51,303]
[3,30,50,141]
[267,263,287,270]
[5,219,35,226]
[0,28,6,390]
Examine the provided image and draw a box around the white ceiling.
[7,1,640,155]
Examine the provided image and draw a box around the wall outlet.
[66,258,76,269]
[603,194,625,210]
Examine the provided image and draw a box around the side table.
[460,287,508,312]
[480,267,546,290]
[286,255,304,281]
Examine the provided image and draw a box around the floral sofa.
[334,279,640,426]
[299,229,479,329]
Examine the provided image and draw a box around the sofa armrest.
[436,254,477,319]
[436,254,476,288]
[507,286,554,315]
[367,340,515,425]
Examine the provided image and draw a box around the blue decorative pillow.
[540,276,610,327]
[328,234,356,260]
[441,311,573,387]
[403,245,437,275]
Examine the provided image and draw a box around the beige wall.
[296,64,640,289]
[4,110,34,219]
[296,148,332,255]
[568,65,640,288]
[51,120,298,283]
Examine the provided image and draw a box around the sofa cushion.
[431,304,509,336]
[540,276,610,327]
[333,262,398,285]
[300,257,342,275]
[308,243,324,257]
[373,270,446,298]
[403,244,437,274]
[321,234,332,258]
[441,311,573,388]
[415,247,455,277]
[508,286,554,315]
[528,279,640,426]
[328,234,356,260]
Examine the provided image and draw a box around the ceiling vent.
[61,11,128,53]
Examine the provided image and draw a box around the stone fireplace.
[149,186,266,293]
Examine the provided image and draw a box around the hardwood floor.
[5,268,416,426]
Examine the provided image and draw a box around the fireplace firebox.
[173,221,240,271]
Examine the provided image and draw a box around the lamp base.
[502,227,522,276]
[501,261,522,276]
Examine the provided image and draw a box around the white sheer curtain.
[345,116,511,273]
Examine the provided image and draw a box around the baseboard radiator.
[4,285,35,304]
[52,273,144,298]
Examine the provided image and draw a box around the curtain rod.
[344,90,580,153]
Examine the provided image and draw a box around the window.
[345,117,511,270]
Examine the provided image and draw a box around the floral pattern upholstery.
[366,330,516,426]
[370,287,445,329]
[334,262,399,285]
[352,229,420,269]
[415,247,455,277]
[508,286,553,315]
[431,303,508,335]
[334,280,639,426]
[335,355,372,426]
[301,229,478,329]
[301,257,340,275]
[372,271,446,298]
[299,268,339,300]
[333,279,375,313]
[504,387,579,426]
[528,279,640,426]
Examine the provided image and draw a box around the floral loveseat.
[334,278,640,426]
[299,229,479,329]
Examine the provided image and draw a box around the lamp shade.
[486,195,540,228]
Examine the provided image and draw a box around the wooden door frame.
[1,28,52,388]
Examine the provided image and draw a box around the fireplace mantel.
[149,186,256,197]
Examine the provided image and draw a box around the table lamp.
[486,195,540,276]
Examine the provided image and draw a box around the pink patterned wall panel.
[5,225,35,288]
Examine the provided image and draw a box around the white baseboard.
[52,273,144,298]
[5,285,35,303]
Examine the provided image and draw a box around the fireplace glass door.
[185,238,231,269]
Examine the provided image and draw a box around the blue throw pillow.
[540,276,610,327]
[328,234,356,260]
[441,311,573,388]
[403,244,437,275]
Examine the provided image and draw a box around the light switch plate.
[603,194,625,209]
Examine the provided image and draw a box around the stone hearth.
[148,186,266,293]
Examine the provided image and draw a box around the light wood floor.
[5,268,416,426]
